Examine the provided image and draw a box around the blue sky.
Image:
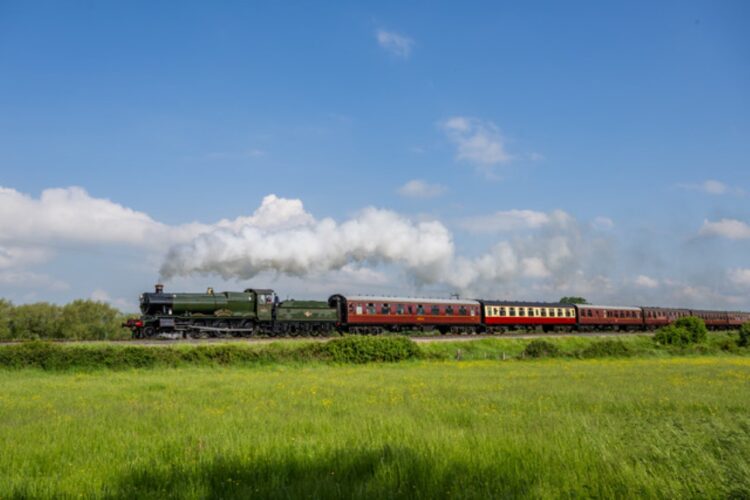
[0,1,748,311]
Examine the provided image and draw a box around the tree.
[10,303,63,339]
[60,300,128,340]
[0,299,13,340]
[560,297,587,304]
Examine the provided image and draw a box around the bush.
[522,340,560,358]
[318,336,421,363]
[654,317,708,347]
[739,322,750,348]
[673,316,708,344]
[653,325,692,346]
[579,340,632,358]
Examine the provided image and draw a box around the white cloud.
[376,29,414,58]
[460,209,571,233]
[729,268,750,288]
[699,218,750,240]
[0,245,51,269]
[440,117,512,171]
[592,216,614,230]
[677,180,743,196]
[0,186,194,248]
[634,275,659,289]
[0,270,68,291]
[397,180,446,199]
[90,288,133,311]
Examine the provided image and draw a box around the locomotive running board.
[189,325,255,333]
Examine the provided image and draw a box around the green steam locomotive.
[124,284,338,338]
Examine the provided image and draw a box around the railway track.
[0,331,657,346]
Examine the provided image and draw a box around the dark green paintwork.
[276,300,338,322]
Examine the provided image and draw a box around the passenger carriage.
[576,304,643,331]
[642,307,691,330]
[480,301,576,333]
[327,294,482,334]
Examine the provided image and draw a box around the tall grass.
[1,357,749,498]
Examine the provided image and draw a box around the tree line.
[0,299,131,340]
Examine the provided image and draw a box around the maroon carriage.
[642,307,691,329]
[480,301,576,332]
[576,304,643,331]
[328,294,482,334]
[728,311,750,329]
[689,309,730,329]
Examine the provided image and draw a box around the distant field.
[1,357,749,498]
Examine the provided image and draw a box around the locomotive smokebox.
[155,284,164,294]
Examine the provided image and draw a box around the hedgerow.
[0,336,421,371]
[522,340,560,358]
[578,339,633,358]
[739,322,750,348]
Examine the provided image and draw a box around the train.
[122,284,750,338]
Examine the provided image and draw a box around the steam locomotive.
[122,284,750,338]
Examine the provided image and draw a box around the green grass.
[1,357,749,498]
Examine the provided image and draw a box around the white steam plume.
[160,194,595,295]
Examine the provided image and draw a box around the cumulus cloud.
[592,216,614,230]
[397,180,446,199]
[677,180,743,196]
[376,29,414,58]
[440,117,512,173]
[460,209,570,233]
[729,268,750,288]
[699,218,750,240]
[634,275,659,289]
[0,270,68,291]
[0,186,151,245]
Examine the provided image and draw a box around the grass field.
[1,357,749,498]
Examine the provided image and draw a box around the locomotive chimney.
[155,283,164,294]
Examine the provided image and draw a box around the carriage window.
[470,307,476,316]
[397,304,405,314]
[459,306,467,315]
[417,304,424,315]
[509,307,516,317]
[528,308,535,317]
[518,308,525,316]
[445,306,454,315]
[431,305,440,315]
[540,308,547,317]
[408,305,413,314]
[367,303,375,314]
[355,304,363,315]
[381,304,390,314]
